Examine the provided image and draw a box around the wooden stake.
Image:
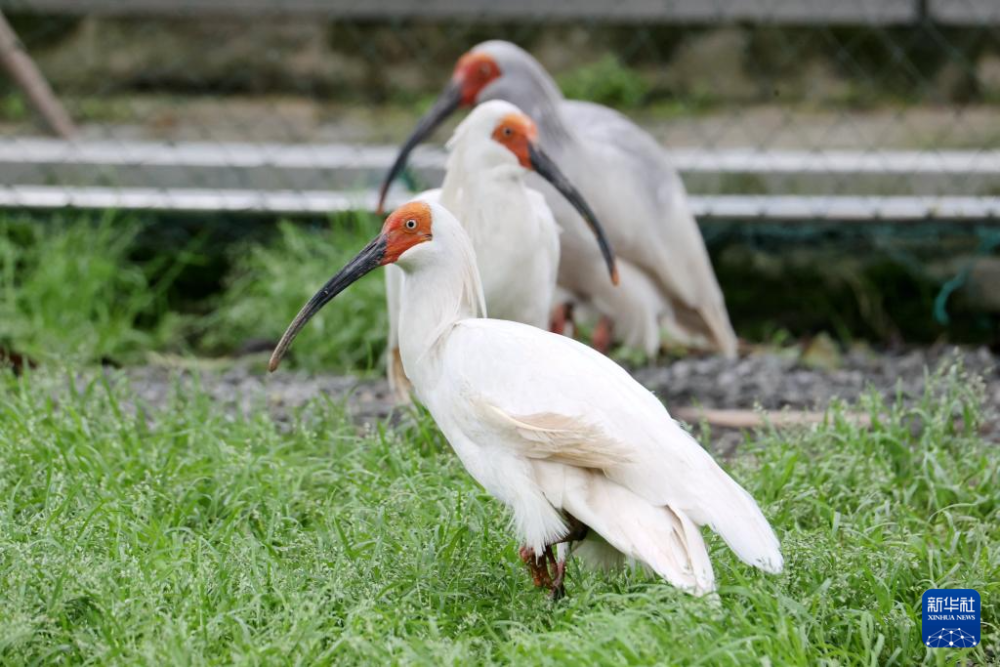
[673,407,871,429]
[0,10,76,138]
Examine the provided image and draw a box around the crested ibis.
[378,41,738,358]
[385,99,617,401]
[269,200,782,598]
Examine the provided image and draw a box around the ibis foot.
[519,546,553,589]
[521,535,580,599]
[592,316,614,354]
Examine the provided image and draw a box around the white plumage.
[270,200,783,597]
[379,40,739,358]
[386,100,614,401]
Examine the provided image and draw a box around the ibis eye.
[479,64,490,77]
[404,219,418,230]
[502,127,513,137]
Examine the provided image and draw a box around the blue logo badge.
[922,589,980,648]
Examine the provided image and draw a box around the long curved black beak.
[268,235,387,372]
[529,143,618,285]
[376,81,463,215]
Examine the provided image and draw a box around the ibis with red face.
[270,200,782,598]
[378,40,738,358]
[384,100,617,401]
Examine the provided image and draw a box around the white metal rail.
[2,139,998,221]
[2,186,997,223]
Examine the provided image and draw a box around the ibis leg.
[519,545,553,589]
[549,302,574,337]
[519,514,590,599]
[547,514,590,600]
[546,545,567,600]
[592,316,614,354]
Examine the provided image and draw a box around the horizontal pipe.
[2,185,998,223]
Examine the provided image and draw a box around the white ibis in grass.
[377,40,738,359]
[385,100,618,401]
[269,200,782,598]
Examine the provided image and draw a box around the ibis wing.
[562,100,738,357]
[445,319,782,574]
[483,404,633,468]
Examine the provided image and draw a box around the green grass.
[0,362,995,665]
[0,213,388,372]
[557,55,650,109]
[200,215,388,372]
[0,92,28,122]
[2,213,996,369]
[0,215,186,365]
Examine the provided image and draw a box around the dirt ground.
[100,344,998,454]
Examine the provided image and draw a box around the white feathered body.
[394,203,782,595]
[387,102,560,399]
[441,172,558,329]
[474,41,738,357]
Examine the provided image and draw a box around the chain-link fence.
[0,0,999,220]
[0,1,998,344]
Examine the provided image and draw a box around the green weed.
[199,214,388,372]
[0,215,185,365]
[558,55,650,109]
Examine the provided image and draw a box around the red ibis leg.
[549,302,574,337]
[546,545,567,600]
[520,515,589,599]
[548,515,588,599]
[519,545,553,589]
[592,316,614,354]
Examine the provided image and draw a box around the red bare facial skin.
[381,201,434,264]
[453,52,501,106]
[491,112,538,169]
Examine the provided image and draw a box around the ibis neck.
[396,243,485,392]
[440,143,523,214]
[528,98,572,149]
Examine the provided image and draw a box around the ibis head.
[376,41,563,215]
[451,101,617,284]
[268,201,434,372]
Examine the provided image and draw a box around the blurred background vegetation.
[1,12,998,369]
[4,18,1000,114]
[1,212,995,372]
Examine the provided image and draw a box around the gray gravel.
[633,345,999,412]
[104,346,998,446]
